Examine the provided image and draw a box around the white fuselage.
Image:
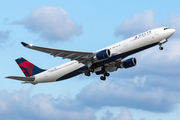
[30,27,175,84]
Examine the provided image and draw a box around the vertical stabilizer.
[16,57,45,77]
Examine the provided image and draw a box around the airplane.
[6,27,175,85]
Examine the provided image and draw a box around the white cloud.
[14,6,82,42]
[76,79,180,113]
[101,110,114,120]
[2,82,177,120]
[100,109,133,120]
[114,10,162,38]
[0,89,96,120]
[100,108,146,120]
[113,108,133,120]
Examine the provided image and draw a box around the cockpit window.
[164,27,169,30]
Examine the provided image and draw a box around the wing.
[21,42,94,65]
[6,76,35,81]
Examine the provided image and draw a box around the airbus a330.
[6,27,175,84]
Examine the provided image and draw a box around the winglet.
[21,42,29,47]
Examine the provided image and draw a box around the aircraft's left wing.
[21,42,94,64]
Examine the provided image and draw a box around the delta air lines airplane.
[6,27,175,84]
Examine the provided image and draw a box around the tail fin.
[16,57,46,77]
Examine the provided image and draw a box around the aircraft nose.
[171,29,176,35]
[164,28,176,39]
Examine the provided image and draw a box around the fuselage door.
[152,29,159,42]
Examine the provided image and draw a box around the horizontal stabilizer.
[6,76,35,81]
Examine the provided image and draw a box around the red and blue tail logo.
[16,57,45,77]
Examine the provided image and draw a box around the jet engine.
[94,49,111,61]
[120,58,137,68]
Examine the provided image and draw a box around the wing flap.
[6,76,35,81]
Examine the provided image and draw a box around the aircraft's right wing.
[6,76,35,81]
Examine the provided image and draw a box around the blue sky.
[1,0,180,120]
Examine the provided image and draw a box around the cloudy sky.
[1,0,180,120]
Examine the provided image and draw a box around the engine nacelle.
[120,58,137,68]
[94,49,111,61]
